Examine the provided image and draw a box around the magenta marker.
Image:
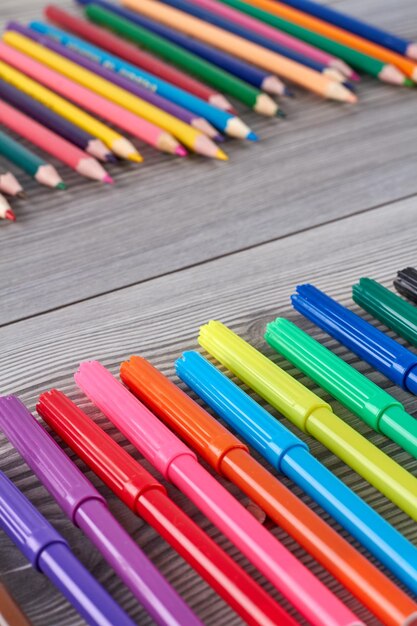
[0,395,201,626]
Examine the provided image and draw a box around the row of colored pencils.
[0,0,415,221]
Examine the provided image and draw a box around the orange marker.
[243,0,417,80]
[120,355,417,626]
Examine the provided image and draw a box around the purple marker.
[0,469,135,626]
[6,22,222,142]
[0,396,202,626]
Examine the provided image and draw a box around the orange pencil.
[120,354,417,626]
[242,0,417,81]
[122,0,356,101]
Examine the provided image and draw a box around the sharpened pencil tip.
[56,182,67,190]
[105,154,118,163]
[5,209,16,221]
[215,134,225,143]
[404,78,415,87]
[16,191,26,199]
[103,174,114,184]
[284,87,295,98]
[277,109,287,119]
[175,145,188,157]
[216,149,228,161]
[128,153,144,163]
[247,131,259,142]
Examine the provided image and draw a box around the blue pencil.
[26,22,261,137]
[74,0,284,95]
[123,0,349,82]
[278,0,417,60]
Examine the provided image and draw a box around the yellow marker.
[199,321,417,522]
[0,59,141,162]
[4,32,227,160]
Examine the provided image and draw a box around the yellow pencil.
[122,0,356,102]
[3,32,227,160]
[0,60,141,163]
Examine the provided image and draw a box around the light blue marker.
[176,350,417,596]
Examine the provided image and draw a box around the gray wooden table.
[1,0,417,624]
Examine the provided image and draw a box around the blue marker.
[292,284,417,395]
[176,350,417,596]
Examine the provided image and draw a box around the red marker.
[37,388,298,626]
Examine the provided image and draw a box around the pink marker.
[75,361,364,626]
[191,0,358,78]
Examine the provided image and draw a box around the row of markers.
[3,267,417,626]
[1,0,417,221]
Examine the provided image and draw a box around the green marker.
[0,129,65,189]
[86,3,275,115]
[265,317,417,460]
[353,277,417,347]
[217,0,409,85]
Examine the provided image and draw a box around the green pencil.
[85,3,278,114]
[0,129,65,189]
[217,0,409,85]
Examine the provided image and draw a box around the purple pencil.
[7,22,222,141]
[0,395,202,626]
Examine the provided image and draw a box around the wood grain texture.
[2,199,417,625]
[1,0,417,624]
[1,0,417,324]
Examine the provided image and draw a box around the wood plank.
[2,198,417,625]
[1,0,417,324]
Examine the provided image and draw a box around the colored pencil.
[7,27,186,156]
[0,128,64,189]
[0,100,112,183]
[71,4,236,111]
[38,390,300,626]
[75,361,364,626]
[82,3,279,117]
[0,166,24,197]
[0,192,15,221]
[216,0,408,85]
[44,12,272,137]
[46,5,285,99]
[3,33,227,160]
[121,0,357,101]
[241,0,417,81]
[165,0,356,79]
[128,0,350,83]
[0,57,141,162]
[0,45,177,159]
[123,354,417,626]
[24,24,220,141]
[0,79,114,161]
[26,23,257,138]
[0,584,32,626]
[277,0,417,60]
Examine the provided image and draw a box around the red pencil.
[45,4,234,112]
[0,99,112,183]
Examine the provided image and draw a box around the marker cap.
[37,390,165,511]
[120,356,248,474]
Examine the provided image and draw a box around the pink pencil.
[0,44,184,156]
[0,99,112,183]
[190,0,358,78]
[74,361,365,626]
